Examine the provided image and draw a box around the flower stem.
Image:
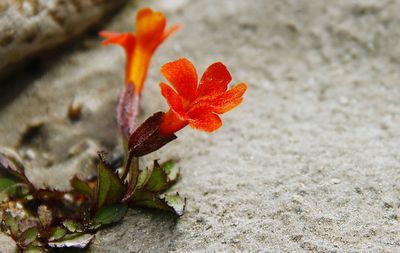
[121,154,139,202]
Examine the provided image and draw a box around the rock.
[0,0,127,77]
[0,232,17,253]
[1,0,400,252]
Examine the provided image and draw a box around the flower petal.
[161,58,198,102]
[159,82,187,120]
[197,62,232,98]
[210,83,247,113]
[187,110,222,132]
[189,83,247,114]
[100,31,136,85]
[160,110,188,135]
[160,24,181,44]
[99,31,136,50]
[136,8,166,48]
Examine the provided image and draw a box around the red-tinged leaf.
[135,166,153,190]
[0,147,28,183]
[70,176,94,200]
[143,161,180,193]
[145,161,169,192]
[131,190,185,216]
[128,112,177,157]
[117,85,140,138]
[95,153,126,209]
[18,227,38,248]
[92,203,128,228]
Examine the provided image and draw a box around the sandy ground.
[1,0,400,252]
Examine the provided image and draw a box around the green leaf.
[144,161,180,193]
[95,153,126,208]
[48,227,67,241]
[145,162,167,192]
[70,176,94,200]
[62,220,81,233]
[0,178,17,192]
[2,211,18,236]
[18,227,38,247]
[48,233,94,248]
[132,190,186,216]
[24,246,46,253]
[136,167,153,190]
[0,178,18,202]
[165,193,186,216]
[0,147,28,183]
[92,203,128,227]
[161,160,180,183]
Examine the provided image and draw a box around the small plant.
[0,8,247,252]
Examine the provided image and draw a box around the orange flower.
[100,8,180,94]
[159,58,247,135]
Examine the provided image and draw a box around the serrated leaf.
[161,160,179,182]
[49,227,67,241]
[2,211,18,236]
[92,203,128,227]
[48,233,94,248]
[132,190,169,210]
[132,190,186,216]
[146,162,168,192]
[144,161,179,193]
[164,193,186,216]
[136,167,153,190]
[62,220,81,233]
[70,176,94,200]
[95,152,126,209]
[18,227,38,247]
[0,147,27,183]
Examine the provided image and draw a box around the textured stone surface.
[0,0,126,76]
[1,0,400,252]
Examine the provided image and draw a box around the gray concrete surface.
[0,0,399,252]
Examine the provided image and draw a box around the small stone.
[383,202,393,209]
[24,149,36,160]
[67,101,82,121]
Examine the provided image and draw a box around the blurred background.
[0,0,399,252]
